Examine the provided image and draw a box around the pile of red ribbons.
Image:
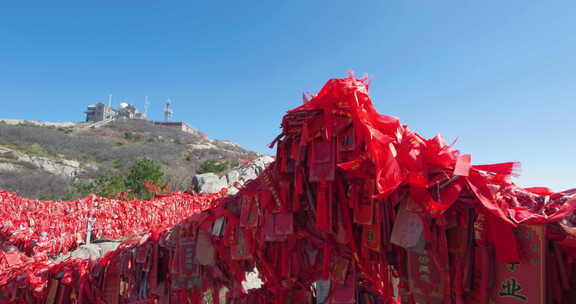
[0,190,224,258]
[2,75,576,303]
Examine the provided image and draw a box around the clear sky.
[1,1,574,191]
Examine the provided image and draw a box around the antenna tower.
[144,96,150,119]
[164,99,173,122]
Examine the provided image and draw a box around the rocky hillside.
[0,119,259,200]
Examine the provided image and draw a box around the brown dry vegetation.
[0,120,258,200]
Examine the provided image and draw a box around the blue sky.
[1,1,574,191]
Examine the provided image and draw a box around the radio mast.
[164,99,173,122]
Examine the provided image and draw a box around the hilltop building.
[84,102,145,122]
[83,98,206,138]
[85,103,116,122]
[117,103,145,120]
[153,121,208,139]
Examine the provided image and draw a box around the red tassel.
[472,162,521,177]
[281,242,289,278]
[293,173,302,212]
[486,214,520,263]
[322,243,331,280]
[316,182,332,233]
[300,122,309,147]
[454,154,471,176]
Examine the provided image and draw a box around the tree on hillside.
[197,159,231,174]
[75,158,166,200]
[124,158,164,200]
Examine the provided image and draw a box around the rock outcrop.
[191,173,228,194]
[0,146,87,178]
[56,241,121,262]
[192,155,274,194]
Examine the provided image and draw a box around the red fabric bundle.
[0,190,224,258]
